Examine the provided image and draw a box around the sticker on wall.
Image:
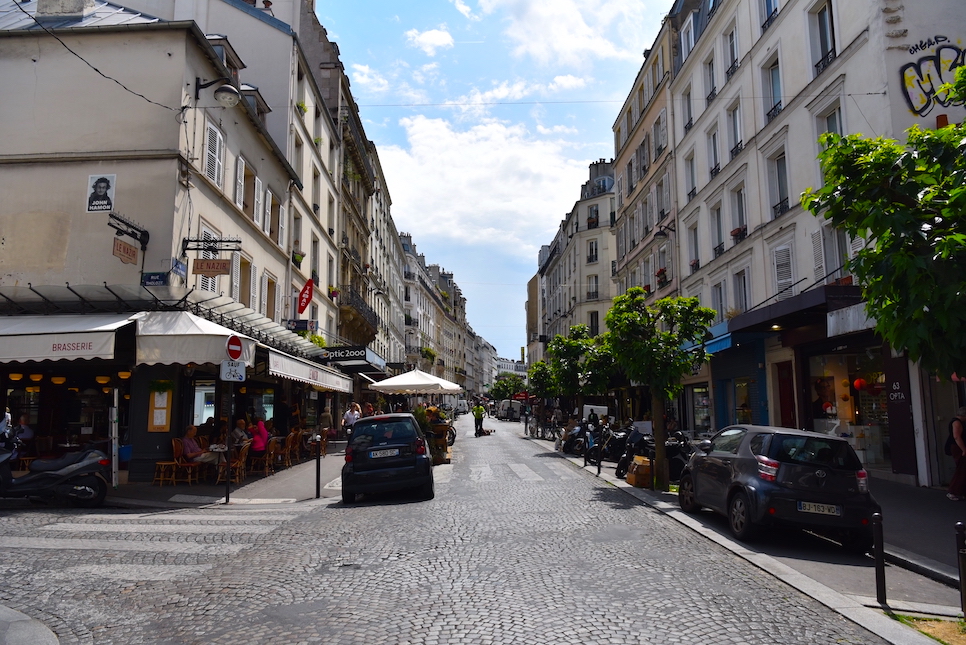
[86,174,116,212]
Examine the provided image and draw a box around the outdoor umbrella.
[367,368,463,394]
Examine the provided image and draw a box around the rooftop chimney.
[36,0,95,18]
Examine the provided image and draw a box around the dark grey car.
[678,425,880,551]
[341,413,434,504]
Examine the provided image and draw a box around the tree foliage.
[801,67,966,377]
[490,373,525,401]
[606,290,716,489]
[527,360,554,398]
[545,325,616,406]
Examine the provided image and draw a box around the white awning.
[134,311,255,366]
[0,314,134,363]
[267,348,353,393]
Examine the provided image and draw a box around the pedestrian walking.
[947,406,966,500]
[472,401,486,437]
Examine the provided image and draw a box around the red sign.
[226,335,243,360]
[297,279,314,315]
[112,237,138,265]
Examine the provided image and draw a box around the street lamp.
[194,77,241,108]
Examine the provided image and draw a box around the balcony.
[684,117,693,134]
[726,60,738,81]
[706,87,717,106]
[586,290,599,300]
[772,197,790,218]
[405,314,418,328]
[404,270,415,280]
[587,218,599,230]
[587,253,598,263]
[338,283,379,343]
[767,101,783,124]
[713,242,725,258]
[658,208,667,221]
[687,187,697,202]
[654,144,666,158]
[731,225,747,243]
[761,7,778,32]
[815,48,836,75]
[611,260,617,277]
[730,141,744,160]
[709,163,720,179]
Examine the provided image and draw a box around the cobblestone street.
[0,416,890,644]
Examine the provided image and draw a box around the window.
[234,157,246,208]
[733,186,747,233]
[681,14,695,59]
[712,427,746,453]
[253,177,263,228]
[588,275,599,300]
[766,61,782,122]
[656,177,667,218]
[685,155,697,200]
[711,281,725,323]
[711,205,724,256]
[771,153,789,217]
[589,310,600,336]
[683,89,693,132]
[587,239,599,264]
[587,204,600,229]
[311,236,320,281]
[688,224,700,271]
[705,57,717,104]
[812,2,836,75]
[728,104,742,158]
[762,0,779,31]
[823,105,842,137]
[733,269,748,312]
[199,226,219,293]
[294,136,304,181]
[204,122,225,187]
[725,29,739,79]
[772,244,794,300]
[709,130,720,177]
[238,256,253,307]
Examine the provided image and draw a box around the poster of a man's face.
[812,376,836,418]
[86,174,116,212]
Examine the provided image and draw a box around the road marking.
[469,463,493,481]
[80,513,298,522]
[543,462,578,479]
[43,523,279,534]
[507,463,543,481]
[1,536,248,554]
[48,564,213,581]
[324,476,342,490]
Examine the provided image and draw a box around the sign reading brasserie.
[192,258,232,277]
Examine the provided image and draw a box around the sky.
[315,0,673,359]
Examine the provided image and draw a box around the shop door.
[776,361,797,428]
[883,349,917,476]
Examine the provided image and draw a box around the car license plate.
[369,448,400,459]
[797,501,842,516]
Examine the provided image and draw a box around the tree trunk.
[651,393,669,491]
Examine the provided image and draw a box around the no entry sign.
[226,334,243,361]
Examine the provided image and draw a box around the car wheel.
[70,476,107,508]
[678,474,699,513]
[342,489,356,504]
[728,491,758,541]
[419,481,435,500]
[841,529,874,554]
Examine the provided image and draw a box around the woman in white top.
[342,403,361,437]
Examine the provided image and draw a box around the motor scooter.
[615,427,655,479]
[0,434,111,507]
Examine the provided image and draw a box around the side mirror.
[698,439,713,453]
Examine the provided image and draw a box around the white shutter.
[849,232,866,259]
[277,202,286,249]
[253,178,263,227]
[205,124,224,186]
[773,245,794,301]
[234,158,245,208]
[231,252,241,301]
[811,230,826,283]
[263,190,272,234]
[259,272,268,315]
[249,263,258,310]
[274,283,283,322]
[200,228,217,293]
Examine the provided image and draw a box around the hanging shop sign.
[192,258,232,277]
[113,237,138,265]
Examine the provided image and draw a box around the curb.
[528,437,941,645]
[0,605,58,645]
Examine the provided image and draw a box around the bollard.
[872,513,886,605]
[957,522,966,617]
[314,434,322,499]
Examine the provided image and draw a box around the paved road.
[0,416,910,644]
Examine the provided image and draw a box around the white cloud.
[477,0,665,67]
[412,63,441,85]
[536,124,579,135]
[404,27,455,56]
[350,64,390,93]
[548,75,586,91]
[449,0,480,20]
[380,115,588,259]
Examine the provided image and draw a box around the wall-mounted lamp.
[29,374,43,382]
[194,76,241,108]
[654,222,676,239]
[117,371,132,380]
[95,376,111,384]
[102,387,112,394]
[51,376,67,385]
[8,373,22,381]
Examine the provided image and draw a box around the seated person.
[249,417,269,460]
[182,425,221,464]
[230,418,251,445]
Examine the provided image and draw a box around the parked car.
[341,413,434,504]
[678,425,879,551]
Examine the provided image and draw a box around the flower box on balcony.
[690,259,700,268]
[655,267,667,278]
[328,286,340,299]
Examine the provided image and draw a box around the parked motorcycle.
[562,421,589,456]
[614,429,693,482]
[585,423,629,468]
[0,433,111,507]
[615,427,655,479]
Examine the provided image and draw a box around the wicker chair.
[171,438,203,485]
[278,433,295,469]
[250,437,279,477]
[217,441,250,484]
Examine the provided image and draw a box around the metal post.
[956,522,966,616]
[224,387,233,505]
[110,388,119,489]
[872,513,886,605]
[315,435,322,499]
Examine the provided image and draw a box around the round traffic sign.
[226,335,243,360]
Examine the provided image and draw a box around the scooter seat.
[29,451,90,473]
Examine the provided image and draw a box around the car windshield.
[350,421,417,447]
[769,435,861,470]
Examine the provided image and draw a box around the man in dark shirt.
[274,394,291,435]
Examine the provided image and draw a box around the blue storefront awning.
[705,333,733,354]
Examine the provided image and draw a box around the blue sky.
[316,0,671,359]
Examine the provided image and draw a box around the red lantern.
[853,378,867,391]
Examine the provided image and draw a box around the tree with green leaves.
[606,290,716,490]
[490,373,525,402]
[801,67,966,377]
[527,360,554,398]
[545,325,616,415]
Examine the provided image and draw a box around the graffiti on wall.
[899,35,964,116]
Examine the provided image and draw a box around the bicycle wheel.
[585,445,600,467]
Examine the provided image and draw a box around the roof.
[0,0,159,30]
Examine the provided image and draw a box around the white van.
[455,399,469,416]
[498,399,523,421]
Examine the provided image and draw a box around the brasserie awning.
[0,314,134,362]
[267,348,352,393]
[133,311,255,365]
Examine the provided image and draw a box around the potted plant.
[655,267,667,278]
[642,283,652,294]
[296,101,307,115]
[328,285,340,298]
[730,226,746,237]
[690,259,700,268]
